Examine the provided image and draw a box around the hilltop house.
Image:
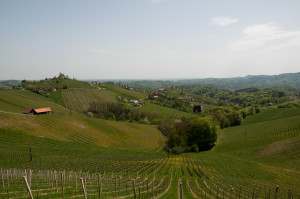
[90,81,99,85]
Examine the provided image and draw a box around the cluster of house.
[52,73,68,80]
[125,86,136,91]
[149,91,161,99]
[149,91,184,100]
[89,81,101,85]
[23,107,52,115]
[129,99,142,105]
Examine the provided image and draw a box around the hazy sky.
[1,0,300,80]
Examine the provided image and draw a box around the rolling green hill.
[126,72,300,90]
[0,80,299,198]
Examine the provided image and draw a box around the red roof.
[178,97,184,100]
[153,96,159,98]
[150,92,160,95]
[33,107,52,113]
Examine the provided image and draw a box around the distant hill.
[0,80,20,89]
[124,72,300,90]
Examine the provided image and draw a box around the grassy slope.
[1,85,300,198]
[103,83,147,100]
[242,107,300,124]
[0,87,165,175]
[61,82,147,113]
[140,103,194,119]
[201,108,300,195]
[0,90,163,150]
[0,90,69,114]
[62,88,118,112]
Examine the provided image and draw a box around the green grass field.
[103,83,147,100]
[0,87,299,198]
[0,90,69,114]
[139,102,194,119]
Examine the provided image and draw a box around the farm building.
[23,107,52,115]
[90,81,99,85]
[23,108,33,114]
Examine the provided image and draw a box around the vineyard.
[0,109,299,198]
[0,83,300,198]
[0,90,69,114]
[62,88,118,112]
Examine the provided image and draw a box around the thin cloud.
[230,24,300,52]
[212,17,239,27]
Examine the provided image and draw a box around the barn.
[23,107,52,115]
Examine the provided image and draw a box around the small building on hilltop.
[23,107,52,115]
[90,81,99,85]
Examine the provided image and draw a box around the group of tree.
[181,84,292,106]
[88,102,161,123]
[148,93,193,113]
[158,117,217,154]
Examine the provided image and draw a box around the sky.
[1,0,300,80]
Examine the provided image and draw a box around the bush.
[192,144,199,152]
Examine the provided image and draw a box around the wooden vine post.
[75,172,77,192]
[23,176,34,199]
[146,178,149,199]
[179,181,183,199]
[230,187,233,199]
[80,178,87,199]
[152,178,154,198]
[61,172,64,199]
[274,186,279,199]
[98,174,102,199]
[132,179,137,199]
[1,168,4,189]
[55,171,58,193]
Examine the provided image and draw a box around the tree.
[186,117,217,150]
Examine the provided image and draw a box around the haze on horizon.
[1,0,300,80]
